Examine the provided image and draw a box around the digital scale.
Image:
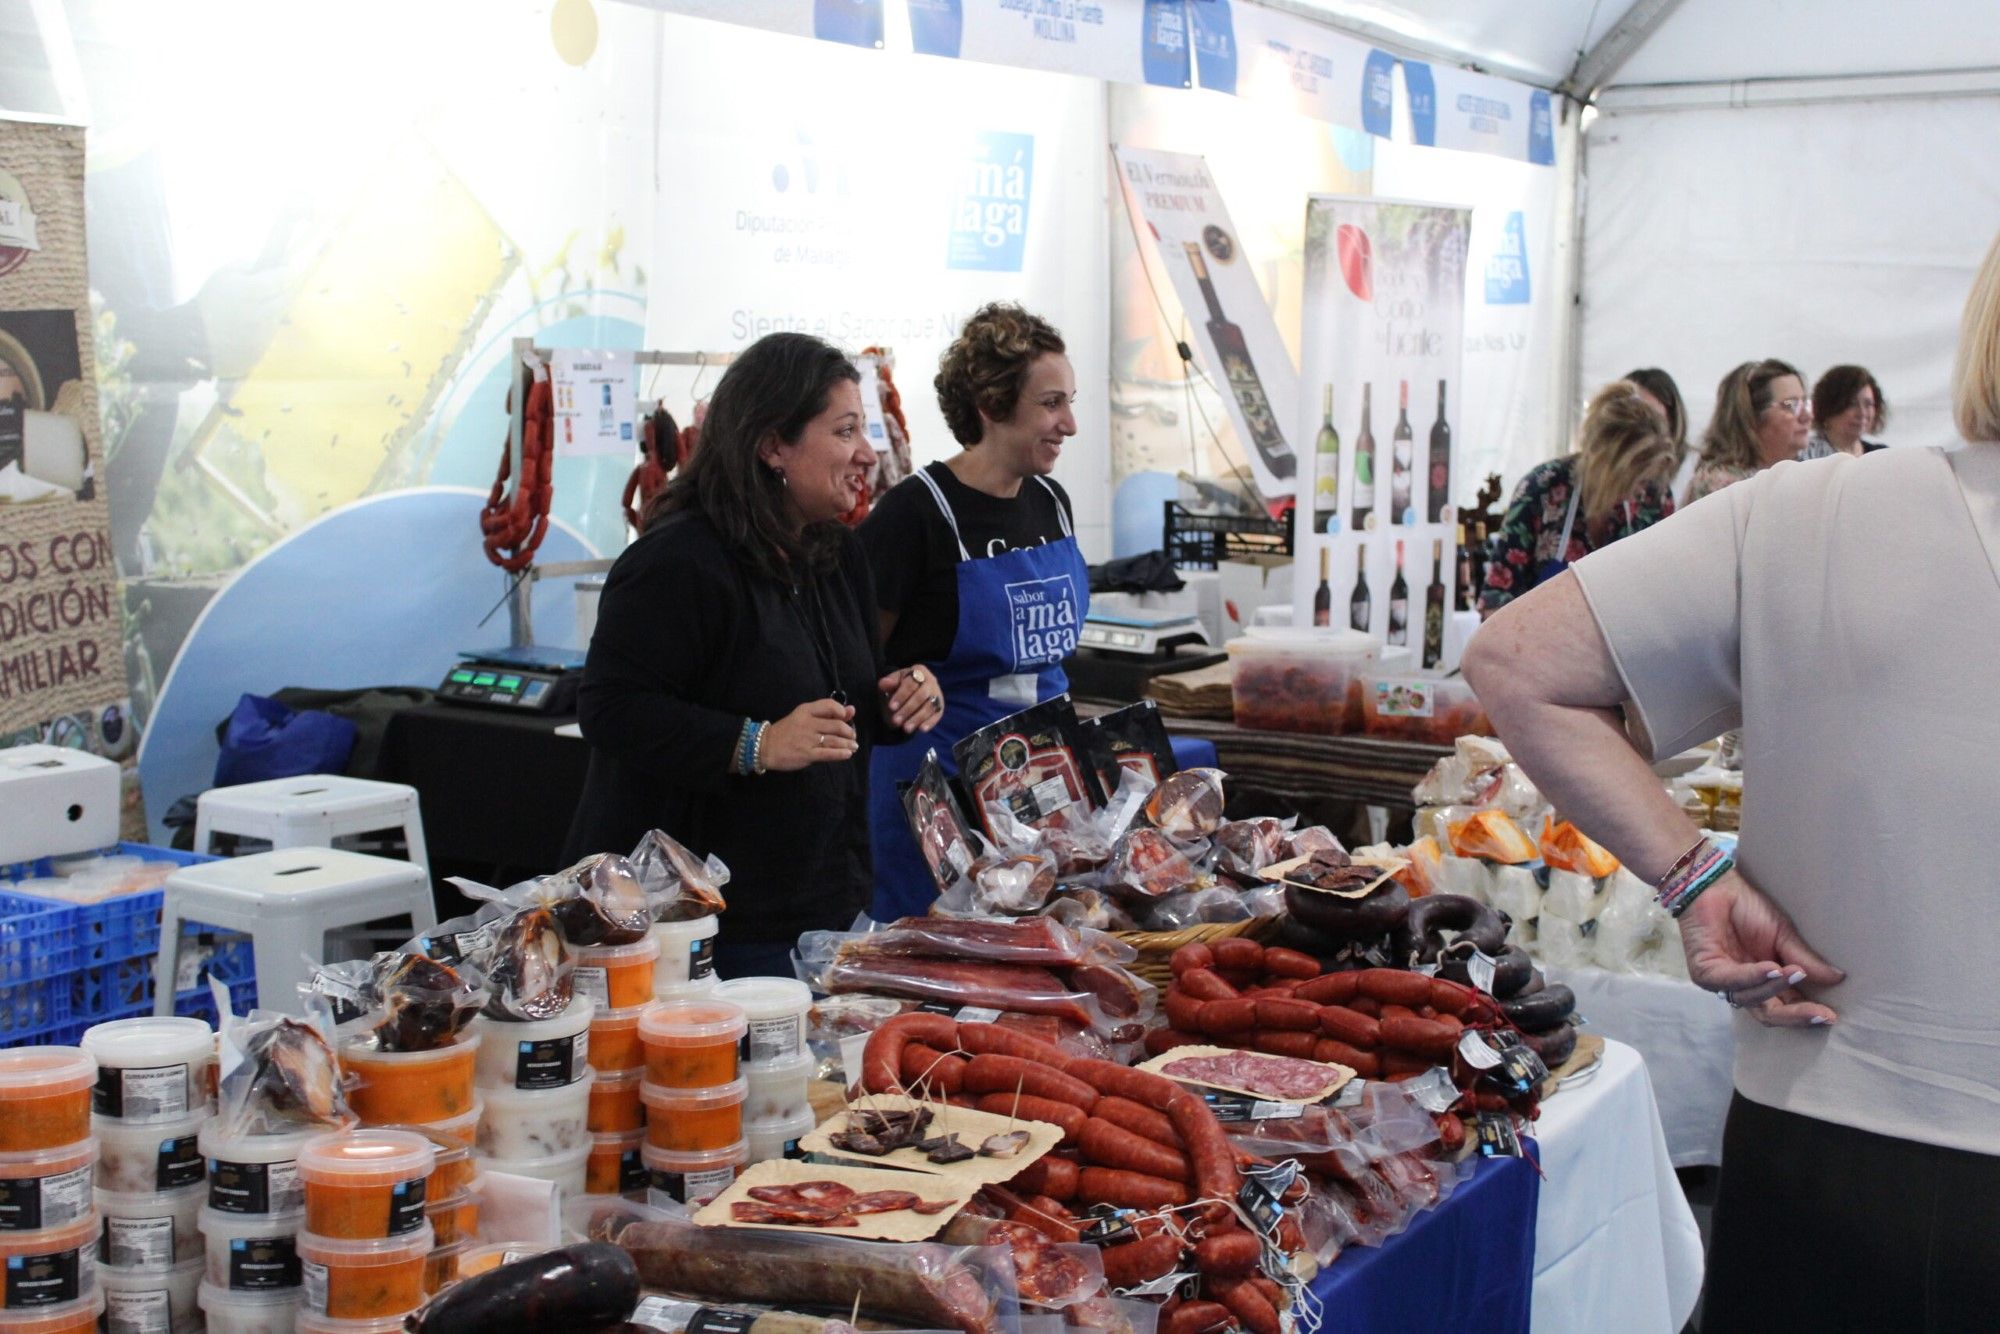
[1067,610,1224,704]
[435,645,586,713]
[1078,610,1211,656]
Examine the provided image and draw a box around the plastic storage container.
[420,1241,467,1296]
[294,1312,404,1334]
[742,1050,813,1122]
[584,1130,647,1198]
[712,978,809,1067]
[0,1215,98,1309]
[1227,628,1379,735]
[95,1184,203,1269]
[0,1141,92,1233]
[413,1101,480,1150]
[650,917,718,992]
[638,1001,744,1089]
[295,1225,431,1321]
[640,1078,745,1153]
[380,1127,473,1201]
[470,998,593,1092]
[642,1141,745,1208]
[423,1186,479,1247]
[97,1256,201,1332]
[94,1113,207,1195]
[0,1049,96,1154]
[337,1033,479,1125]
[583,1005,645,1076]
[197,1281,299,1334]
[200,1124,317,1218]
[444,1244,516,1282]
[295,1132,433,1241]
[0,1293,101,1333]
[585,1068,643,1134]
[743,1107,818,1166]
[197,1208,302,1291]
[482,1144,587,1200]
[476,1070,592,1158]
[1356,672,1493,744]
[652,974,718,1002]
[573,938,660,1012]
[79,1018,216,1125]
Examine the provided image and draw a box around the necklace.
[790,575,849,706]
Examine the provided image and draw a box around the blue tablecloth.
[1169,735,1220,771]
[1305,1145,1541,1334]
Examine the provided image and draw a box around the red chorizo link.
[1076,1167,1191,1211]
[1093,1096,1182,1149]
[1313,1038,1382,1077]
[961,1054,1099,1111]
[1195,998,1258,1036]
[1195,1230,1260,1280]
[1379,1003,1416,1022]
[1209,1278,1280,1334]
[1250,1030,1317,1059]
[1347,996,1383,1018]
[1317,1005,1382,1047]
[1101,1233,1183,1289]
[957,1022,1063,1064]
[1276,1214,1305,1252]
[1169,942,1215,976]
[1429,976,1504,1024]
[976,1093,1088,1144]
[1254,997,1321,1032]
[1355,969,1435,1006]
[1080,1117,1193,1183]
[1164,989,1207,1033]
[1142,1027,1204,1057]
[1011,1195,1081,1243]
[1211,938,1266,972]
[1177,968,1240,1002]
[900,1043,967,1094]
[1241,986,1292,999]
[1381,1050,1435,1077]
[1434,1113,1468,1154]
[1010,1154,1079,1199]
[1217,969,1262,992]
[948,1093,982,1109]
[1166,1088,1239,1211]
[1261,947,1321,980]
[1250,1278,1285,1313]
[860,1012,961,1093]
[1295,972,1360,1006]
[1067,1058,1181,1107]
[1163,1301,1233,1334]
[1379,1016,1461,1060]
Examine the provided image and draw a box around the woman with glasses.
[1685,359,1811,503]
[1800,365,1888,460]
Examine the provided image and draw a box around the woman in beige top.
[1464,234,2000,1330]
[1682,358,1811,501]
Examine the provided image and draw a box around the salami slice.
[1161,1051,1347,1103]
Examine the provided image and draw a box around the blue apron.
[868,469,1090,921]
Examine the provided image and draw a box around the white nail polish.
[1809,1016,1830,1026]
[1788,971,1807,986]
[1765,969,1785,980]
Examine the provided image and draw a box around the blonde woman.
[1684,358,1810,501]
[1477,380,1676,618]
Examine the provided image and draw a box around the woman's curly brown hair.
[934,303,1066,446]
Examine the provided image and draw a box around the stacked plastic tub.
[472,995,593,1199]
[293,1131,434,1328]
[195,1098,320,1334]
[650,915,718,1000]
[636,998,746,1208]
[83,1017,216,1332]
[713,978,815,1165]
[0,1047,102,1333]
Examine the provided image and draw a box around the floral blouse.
[1684,460,1760,504]
[1478,454,1674,617]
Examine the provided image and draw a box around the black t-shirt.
[861,462,1074,667]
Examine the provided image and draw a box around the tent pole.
[1552,96,1587,458]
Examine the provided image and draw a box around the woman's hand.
[1679,869,1845,1027]
[879,666,944,735]
[762,698,858,771]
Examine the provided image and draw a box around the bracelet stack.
[1654,835,1733,918]
[734,718,770,776]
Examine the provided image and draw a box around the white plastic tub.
[199,1124,316,1218]
[94,1113,208,1195]
[1227,627,1379,735]
[650,916,718,991]
[197,1208,302,1292]
[712,978,810,1067]
[470,997,593,1091]
[95,1184,204,1269]
[476,1070,593,1158]
[741,1050,813,1122]
[198,1281,300,1334]
[482,1142,589,1201]
[80,1018,215,1124]
[97,1256,202,1333]
[744,1108,817,1166]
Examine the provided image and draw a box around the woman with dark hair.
[1800,365,1888,459]
[565,332,941,977]
[1685,358,1810,502]
[1623,366,1695,501]
[860,302,1087,921]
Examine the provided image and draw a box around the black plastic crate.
[1162,501,1293,570]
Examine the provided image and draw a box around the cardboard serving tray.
[1136,1044,1354,1104]
[1543,1031,1607,1096]
[797,1092,1065,1186]
[1257,852,1408,899]
[692,1159,981,1240]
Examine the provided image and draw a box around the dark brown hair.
[651,333,859,583]
[935,303,1066,446]
[1812,364,1889,431]
[1622,367,1688,463]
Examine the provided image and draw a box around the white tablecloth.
[1548,965,1736,1167]
[1530,1038,1706,1334]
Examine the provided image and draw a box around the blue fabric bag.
[213,693,358,786]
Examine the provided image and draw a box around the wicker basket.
[1115,916,1280,988]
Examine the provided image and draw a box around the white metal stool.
[194,775,430,873]
[151,848,439,1017]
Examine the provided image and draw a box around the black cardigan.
[563,510,883,945]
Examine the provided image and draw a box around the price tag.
[1465,950,1498,995]
[1403,1067,1460,1114]
[954,1006,1003,1024]
[837,1032,870,1089]
[1476,1111,1523,1158]
[1457,1030,1503,1070]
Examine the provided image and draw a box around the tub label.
[209,1157,302,1216]
[0,1162,89,1231]
[156,1134,205,1191]
[96,1063,191,1121]
[633,1298,759,1334]
[3,1242,81,1307]
[1372,679,1435,718]
[229,1233,303,1290]
[649,1165,736,1208]
[389,1176,429,1236]
[618,1147,647,1195]
[102,1213,176,1268]
[301,1257,328,1311]
[514,1032,587,1090]
[741,1015,804,1065]
[782,1137,806,1160]
[573,965,611,1007]
[690,935,716,981]
[104,1287,173,1334]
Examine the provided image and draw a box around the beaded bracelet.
[733,718,757,775]
[1654,835,1733,918]
[750,721,769,775]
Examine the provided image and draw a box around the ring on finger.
[929,694,941,711]
[912,667,926,684]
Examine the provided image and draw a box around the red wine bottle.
[1423,538,1446,668]
[1390,381,1413,522]
[1184,243,1294,480]
[1349,544,1371,633]
[1427,379,1452,522]
[1387,539,1408,646]
[1312,547,1331,627]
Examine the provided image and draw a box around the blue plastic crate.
[0,969,73,1040]
[0,842,220,967]
[0,888,80,989]
[174,976,258,1028]
[72,932,256,1023]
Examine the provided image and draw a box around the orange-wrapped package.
[1391,836,1443,896]
[1447,810,1537,864]
[1540,818,1620,876]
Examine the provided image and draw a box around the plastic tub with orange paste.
[296,1132,434,1241]
[584,1005,646,1076]
[423,1183,480,1247]
[337,1033,479,1126]
[295,1312,404,1334]
[585,1130,647,1198]
[640,1078,745,1153]
[0,1049,95,1154]
[0,1292,102,1334]
[295,1226,431,1322]
[573,936,661,1012]
[0,1215,98,1310]
[0,1141,92,1233]
[586,1068,643,1134]
[379,1123,475,1201]
[638,1001,744,1090]
[414,1101,481,1151]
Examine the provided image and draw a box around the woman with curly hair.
[860,302,1087,920]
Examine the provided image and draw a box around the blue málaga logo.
[1189,0,1237,93]
[1484,211,1530,304]
[947,132,1034,272]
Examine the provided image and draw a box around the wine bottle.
[1184,243,1295,480]
[1352,384,1375,530]
[1427,380,1452,522]
[1390,380,1413,522]
[1312,385,1340,534]
[1455,522,1475,612]
[1387,539,1409,646]
[1349,544,1371,633]
[1312,547,1331,628]
[1423,538,1446,669]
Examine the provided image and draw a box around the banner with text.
[1294,196,1469,669]
[0,117,138,810]
[1113,145,1300,505]
[1401,61,1554,166]
[626,0,886,47]
[910,0,1191,87]
[1189,0,1393,139]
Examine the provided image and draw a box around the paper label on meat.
[103,1214,175,1268]
[632,1298,761,1334]
[953,1006,1003,1024]
[0,1164,89,1232]
[301,1258,329,1312]
[744,1015,805,1065]
[95,1064,191,1121]
[104,1288,173,1334]
[1466,950,1497,995]
[1457,1030,1503,1069]
[572,965,611,1007]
